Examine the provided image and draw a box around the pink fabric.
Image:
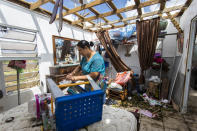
[154,58,164,63]
[35,95,40,119]
[114,71,131,85]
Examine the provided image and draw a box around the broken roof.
[7,0,193,32]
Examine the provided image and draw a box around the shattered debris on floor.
[106,91,197,131]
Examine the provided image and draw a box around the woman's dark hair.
[77,40,94,49]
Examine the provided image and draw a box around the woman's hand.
[66,75,76,81]
[66,73,72,78]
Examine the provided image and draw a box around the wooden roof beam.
[177,0,193,17]
[30,0,52,10]
[134,0,142,19]
[159,0,166,17]
[60,0,112,18]
[88,7,108,23]
[96,12,179,31]
[106,1,128,25]
[72,0,160,25]
[86,5,183,29]
[166,12,183,33]
[76,0,108,24]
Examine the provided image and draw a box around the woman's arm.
[68,72,100,81]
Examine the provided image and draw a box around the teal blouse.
[80,52,105,76]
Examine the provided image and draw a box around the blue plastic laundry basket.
[55,90,104,131]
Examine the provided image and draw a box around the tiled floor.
[139,88,197,131]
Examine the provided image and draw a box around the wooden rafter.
[88,7,109,23]
[177,0,193,17]
[60,0,112,18]
[50,0,95,26]
[159,0,166,17]
[134,0,142,19]
[166,12,183,33]
[106,1,128,25]
[86,5,183,29]
[72,0,160,25]
[76,1,97,25]
[98,12,179,31]
[7,0,192,32]
[30,0,52,10]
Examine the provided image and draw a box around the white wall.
[179,0,197,74]
[162,20,178,57]
[0,0,94,111]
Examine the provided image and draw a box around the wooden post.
[17,68,21,105]
[51,96,54,114]
[0,62,6,98]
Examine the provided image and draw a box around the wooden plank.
[106,1,117,11]
[72,0,160,25]
[87,5,183,29]
[88,7,108,23]
[88,7,100,15]
[134,0,142,17]
[166,12,183,33]
[6,80,40,92]
[159,0,166,16]
[3,63,38,72]
[5,71,39,82]
[30,0,52,10]
[58,81,90,88]
[0,62,6,96]
[177,0,193,17]
[106,1,127,24]
[95,12,179,31]
[60,0,112,18]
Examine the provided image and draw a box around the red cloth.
[8,60,26,69]
[154,58,164,63]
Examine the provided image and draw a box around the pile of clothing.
[152,53,169,72]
